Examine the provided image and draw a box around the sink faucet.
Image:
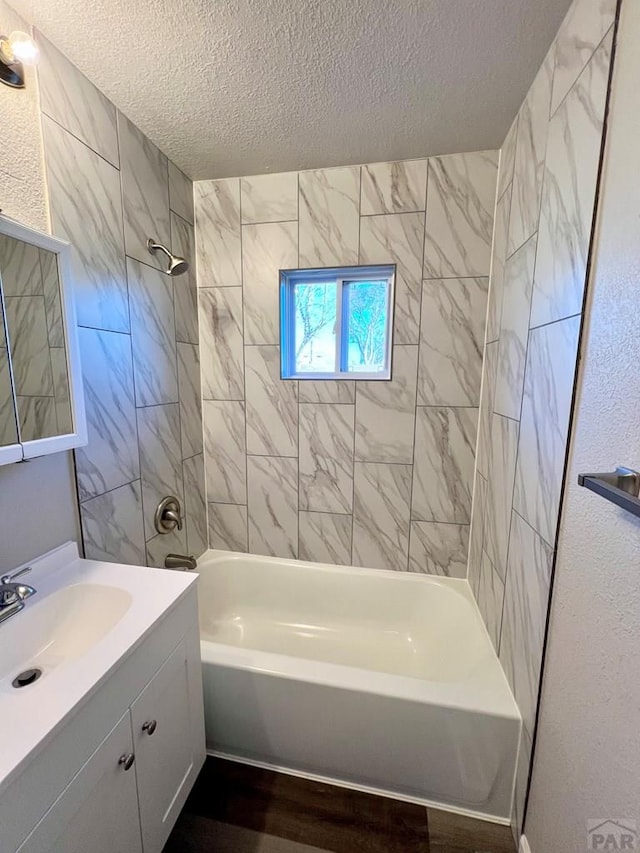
[0,567,36,625]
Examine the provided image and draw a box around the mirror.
[0,311,19,449]
[0,216,86,463]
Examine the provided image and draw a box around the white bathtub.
[196,550,520,821]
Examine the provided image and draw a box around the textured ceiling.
[15,0,571,179]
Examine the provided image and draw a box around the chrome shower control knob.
[154,496,183,534]
[142,720,157,735]
[118,753,135,771]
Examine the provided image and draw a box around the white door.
[131,637,198,853]
[17,711,142,853]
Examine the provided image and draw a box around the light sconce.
[0,31,39,89]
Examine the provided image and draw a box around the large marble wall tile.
[37,32,119,167]
[118,111,170,268]
[417,278,487,406]
[299,403,354,513]
[500,510,553,736]
[80,480,146,565]
[486,191,511,343]
[0,235,42,296]
[203,400,246,504]
[245,346,298,456]
[194,179,242,287]
[168,161,194,224]
[137,403,184,541]
[408,522,469,577]
[41,250,64,347]
[476,550,505,650]
[171,212,199,345]
[508,50,554,255]
[484,413,519,579]
[468,472,488,593]
[411,406,477,524]
[241,172,298,223]
[299,167,360,266]
[360,160,428,215]
[551,0,616,114]
[497,117,519,200]
[299,511,352,566]
[42,116,128,332]
[298,380,355,404]
[127,258,178,406]
[530,33,612,328]
[242,221,298,345]
[495,235,537,420]
[513,316,580,545]
[352,462,412,571]
[75,328,139,501]
[423,151,498,279]
[359,212,424,345]
[146,525,187,569]
[183,453,208,557]
[247,455,298,558]
[209,503,248,552]
[177,342,203,459]
[199,287,244,400]
[3,296,53,396]
[17,397,57,442]
[355,345,417,463]
[476,341,499,479]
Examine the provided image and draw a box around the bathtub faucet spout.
[164,553,197,571]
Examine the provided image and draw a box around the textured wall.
[195,155,497,574]
[526,1,640,848]
[36,33,207,568]
[467,0,617,840]
[0,0,81,573]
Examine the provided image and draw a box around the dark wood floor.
[164,757,515,853]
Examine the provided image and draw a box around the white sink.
[0,583,132,684]
[0,541,197,795]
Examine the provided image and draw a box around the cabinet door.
[131,636,200,853]
[17,711,142,853]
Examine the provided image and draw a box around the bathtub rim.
[197,547,482,599]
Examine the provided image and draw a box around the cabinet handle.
[119,753,135,771]
[142,719,157,736]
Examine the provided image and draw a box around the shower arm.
[147,239,172,259]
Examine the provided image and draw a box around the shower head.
[147,238,190,277]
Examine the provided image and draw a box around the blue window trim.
[280,264,396,381]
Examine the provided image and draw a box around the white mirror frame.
[0,215,87,464]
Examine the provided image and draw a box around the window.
[280,265,395,380]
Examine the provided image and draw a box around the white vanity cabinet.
[16,712,143,853]
[2,578,205,853]
[131,636,201,853]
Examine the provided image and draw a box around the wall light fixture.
[0,31,39,89]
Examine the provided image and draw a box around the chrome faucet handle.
[154,496,183,534]
[0,567,32,585]
[162,509,183,531]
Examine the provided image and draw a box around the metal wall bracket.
[577,466,640,518]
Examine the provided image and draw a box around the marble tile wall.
[38,33,207,568]
[466,0,616,839]
[196,152,497,574]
